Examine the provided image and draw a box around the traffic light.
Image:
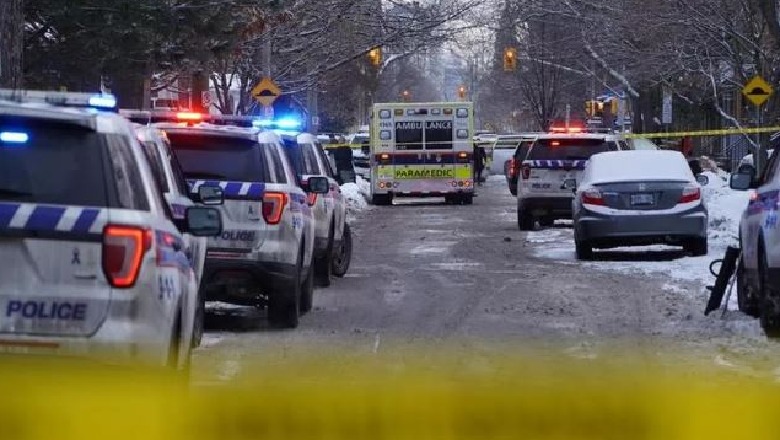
[457,85,467,100]
[611,98,619,114]
[368,47,382,67]
[585,101,593,117]
[401,90,411,102]
[503,47,517,72]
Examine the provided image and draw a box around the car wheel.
[167,309,191,382]
[539,217,554,227]
[332,223,352,278]
[575,237,593,260]
[461,194,474,205]
[444,194,458,205]
[268,246,302,329]
[758,241,780,338]
[517,208,534,231]
[684,237,708,256]
[300,261,315,315]
[314,222,334,288]
[509,184,517,196]
[736,254,760,317]
[191,294,205,348]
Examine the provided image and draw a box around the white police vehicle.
[157,115,329,328]
[731,154,780,337]
[278,132,352,288]
[133,123,224,347]
[516,127,625,230]
[0,91,222,370]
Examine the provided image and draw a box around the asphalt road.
[193,177,780,383]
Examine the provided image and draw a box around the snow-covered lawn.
[530,170,750,296]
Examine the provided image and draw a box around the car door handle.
[73,274,97,280]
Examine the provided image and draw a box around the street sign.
[201,91,211,109]
[742,75,773,106]
[251,77,282,107]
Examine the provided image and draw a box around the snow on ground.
[341,176,371,218]
[530,171,751,304]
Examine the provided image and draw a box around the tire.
[190,294,205,348]
[461,194,474,205]
[736,255,760,317]
[371,194,391,206]
[444,194,458,205]
[575,237,593,260]
[332,223,352,278]
[167,310,191,382]
[314,222,334,288]
[268,246,302,329]
[758,241,780,338]
[685,237,708,256]
[509,184,517,196]
[517,207,534,231]
[539,217,554,227]
[300,261,315,315]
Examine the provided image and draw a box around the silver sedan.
[571,150,709,260]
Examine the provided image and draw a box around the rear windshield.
[167,133,267,182]
[528,138,618,161]
[0,121,113,207]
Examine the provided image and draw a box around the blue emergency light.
[0,131,29,143]
[251,117,303,131]
[88,94,117,109]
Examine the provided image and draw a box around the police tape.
[625,126,780,139]
[2,352,780,440]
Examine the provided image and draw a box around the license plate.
[630,193,654,206]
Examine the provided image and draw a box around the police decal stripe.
[0,202,104,233]
[187,180,265,200]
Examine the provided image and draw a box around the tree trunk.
[0,0,23,88]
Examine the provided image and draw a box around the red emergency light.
[176,112,203,121]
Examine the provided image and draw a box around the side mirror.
[695,174,710,186]
[563,178,577,192]
[303,176,330,194]
[184,206,223,237]
[194,185,224,205]
[730,172,754,191]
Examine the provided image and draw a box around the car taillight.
[306,193,318,206]
[581,189,605,206]
[263,192,288,225]
[679,186,701,204]
[521,164,531,180]
[102,225,152,288]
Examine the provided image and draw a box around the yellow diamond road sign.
[742,75,773,106]
[251,77,282,107]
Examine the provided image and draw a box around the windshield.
[167,133,267,182]
[528,138,618,161]
[0,121,112,207]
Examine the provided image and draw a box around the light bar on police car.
[0,89,118,112]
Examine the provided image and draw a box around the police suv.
[517,127,625,230]
[134,123,220,347]
[0,91,223,370]
[157,116,329,328]
[279,132,351,287]
[731,153,780,337]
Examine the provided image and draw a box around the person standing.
[473,143,486,185]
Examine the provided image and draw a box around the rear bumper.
[200,258,297,303]
[575,208,707,247]
[518,196,573,218]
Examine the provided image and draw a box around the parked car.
[572,150,709,260]
[489,134,537,176]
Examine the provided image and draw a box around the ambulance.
[369,102,475,205]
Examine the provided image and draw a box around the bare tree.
[0,0,23,88]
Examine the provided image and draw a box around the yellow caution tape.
[625,126,780,139]
[2,351,780,440]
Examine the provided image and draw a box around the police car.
[516,127,625,230]
[278,132,351,287]
[730,154,780,337]
[0,91,223,370]
[158,116,329,328]
[133,123,222,347]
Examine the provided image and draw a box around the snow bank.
[341,176,371,217]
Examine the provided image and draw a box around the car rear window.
[494,140,520,150]
[528,138,618,161]
[0,120,114,207]
[167,133,268,182]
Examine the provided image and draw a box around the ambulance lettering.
[395,169,455,179]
